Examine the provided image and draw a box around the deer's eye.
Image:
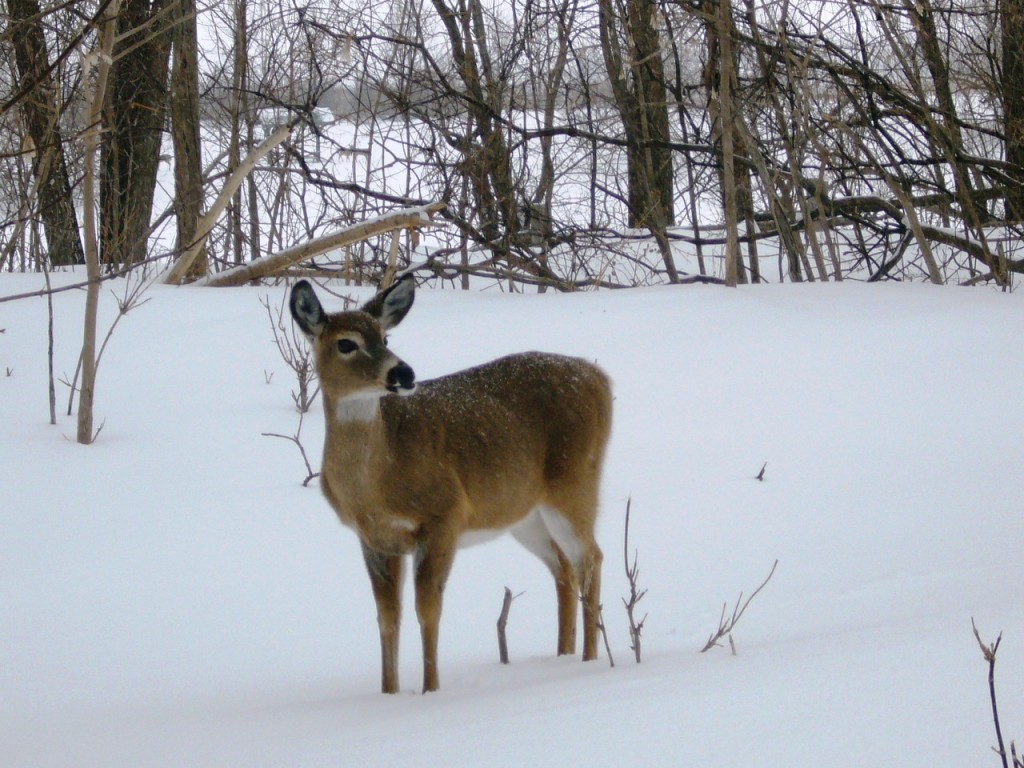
[337,338,359,355]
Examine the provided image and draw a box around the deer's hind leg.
[578,540,603,661]
[511,509,579,656]
[553,549,579,655]
[537,501,604,662]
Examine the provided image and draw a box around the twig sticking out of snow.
[597,606,615,669]
[622,498,648,663]
[700,559,778,654]
[260,293,320,413]
[496,587,523,665]
[972,619,1022,768]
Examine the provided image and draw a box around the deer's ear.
[362,273,416,331]
[290,280,327,338]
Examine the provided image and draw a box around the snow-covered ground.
[2,273,1022,767]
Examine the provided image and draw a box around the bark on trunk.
[429,0,519,257]
[100,0,172,266]
[6,0,86,267]
[1001,0,1024,220]
[597,0,678,280]
[905,0,990,233]
[170,0,206,278]
[708,0,742,286]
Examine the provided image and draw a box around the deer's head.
[289,277,417,402]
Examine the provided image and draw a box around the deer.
[289,275,612,694]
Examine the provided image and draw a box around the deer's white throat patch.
[335,390,384,424]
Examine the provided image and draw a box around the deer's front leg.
[413,536,456,693]
[361,542,404,694]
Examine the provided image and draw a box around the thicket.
[1,0,1022,290]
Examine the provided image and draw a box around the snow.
[2,274,1022,767]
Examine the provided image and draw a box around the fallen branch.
[197,202,446,287]
[700,559,778,654]
[163,122,295,284]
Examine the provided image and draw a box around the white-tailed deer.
[290,276,612,693]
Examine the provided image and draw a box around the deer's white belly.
[457,506,584,569]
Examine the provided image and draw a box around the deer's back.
[380,352,611,525]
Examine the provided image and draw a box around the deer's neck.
[321,390,387,469]
[320,391,419,554]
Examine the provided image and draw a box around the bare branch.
[972,618,1009,768]
[597,605,615,669]
[622,498,648,663]
[0,254,170,305]
[262,411,319,486]
[163,122,296,284]
[700,559,779,654]
[260,293,319,413]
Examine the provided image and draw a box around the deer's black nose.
[387,362,416,393]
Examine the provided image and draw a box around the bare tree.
[496,587,523,664]
[7,0,1021,287]
[79,0,121,444]
[5,0,86,267]
[1001,0,1024,221]
[262,411,319,486]
[597,0,679,282]
[170,0,206,278]
[100,0,172,267]
[705,0,744,286]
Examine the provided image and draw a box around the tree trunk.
[530,0,576,261]
[1002,0,1024,221]
[624,0,675,230]
[228,0,248,265]
[597,0,678,281]
[429,0,519,257]
[170,0,205,278]
[662,10,707,275]
[905,0,983,218]
[100,0,172,267]
[6,0,86,267]
[79,0,120,444]
[708,0,742,286]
